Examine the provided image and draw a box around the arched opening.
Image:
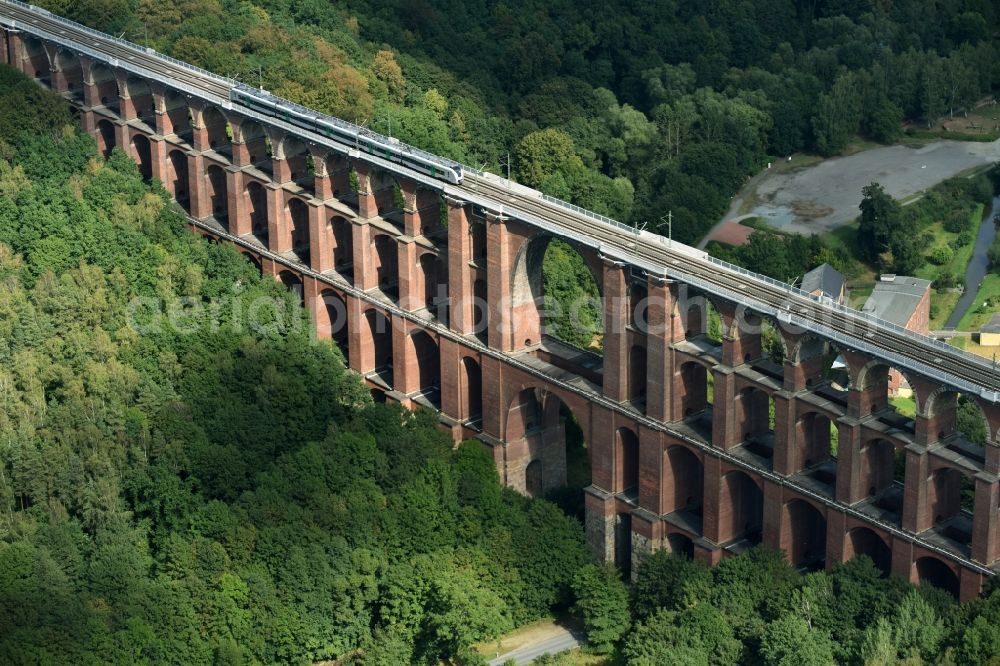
[855,361,917,432]
[629,282,648,332]
[679,362,710,417]
[240,250,262,275]
[287,197,310,265]
[615,427,639,495]
[373,234,399,302]
[164,89,191,139]
[365,309,393,387]
[331,215,353,279]
[928,466,972,548]
[615,512,633,578]
[797,411,838,489]
[924,389,989,448]
[460,357,482,424]
[277,271,303,308]
[95,119,116,159]
[317,290,349,360]
[280,136,312,192]
[525,460,545,498]
[862,438,905,514]
[736,385,774,460]
[238,119,272,177]
[410,330,441,408]
[512,235,603,361]
[473,278,488,343]
[125,75,155,126]
[470,221,487,264]
[205,164,228,228]
[22,36,50,84]
[663,445,703,516]
[684,294,722,343]
[325,153,351,198]
[720,471,763,545]
[759,319,787,366]
[419,252,447,316]
[846,527,892,576]
[89,63,119,115]
[628,344,647,407]
[505,389,590,514]
[167,150,190,211]
[246,180,268,245]
[666,533,695,560]
[131,133,152,181]
[54,49,83,102]
[784,499,827,570]
[914,556,959,598]
[201,106,232,159]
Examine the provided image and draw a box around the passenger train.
[230,84,464,184]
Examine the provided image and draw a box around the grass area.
[958,273,1000,330]
[950,334,1000,360]
[890,396,916,418]
[904,105,1000,142]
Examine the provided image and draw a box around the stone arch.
[927,466,967,532]
[201,105,232,159]
[410,330,441,408]
[124,75,155,126]
[316,289,349,358]
[735,386,772,444]
[678,361,710,417]
[21,35,50,83]
[796,411,838,486]
[88,62,119,114]
[615,427,639,494]
[759,318,789,365]
[510,233,604,352]
[720,470,763,545]
[331,215,353,278]
[861,437,904,510]
[666,532,695,559]
[287,197,310,265]
[788,334,846,390]
[163,89,191,138]
[324,152,352,197]
[629,344,647,406]
[845,527,892,576]
[459,356,483,424]
[166,149,190,211]
[278,134,312,191]
[277,270,303,307]
[95,118,116,159]
[419,252,448,317]
[240,250,262,275]
[923,388,988,446]
[683,292,722,342]
[663,445,703,515]
[373,234,399,301]
[54,49,84,102]
[236,118,272,176]
[206,164,228,228]
[504,387,588,496]
[365,309,393,386]
[131,133,152,181]
[854,360,921,416]
[244,179,268,244]
[914,556,959,597]
[783,498,827,570]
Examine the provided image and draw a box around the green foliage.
[571,564,630,653]
[542,239,602,350]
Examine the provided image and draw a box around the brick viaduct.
[6,25,1000,601]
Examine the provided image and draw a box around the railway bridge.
[5,1,1000,600]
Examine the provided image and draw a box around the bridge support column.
[311,151,332,201]
[114,122,130,159]
[188,153,211,220]
[308,201,332,273]
[701,455,723,545]
[486,214,512,351]
[392,318,419,399]
[637,426,663,513]
[401,179,436,237]
[266,184,290,254]
[273,157,291,186]
[0,29,9,66]
[772,390,796,475]
[438,338,462,426]
[6,30,24,75]
[645,278,681,423]
[345,295,366,373]
[761,479,783,552]
[189,105,210,153]
[226,167,249,236]
[630,509,663,581]
[479,355,504,439]
[584,487,617,565]
[902,445,931,533]
[602,260,629,403]
[352,221,376,291]
[355,165,378,219]
[711,366,738,449]
[397,240,420,311]
[834,417,864,504]
[825,509,847,570]
[717,302,761,367]
[149,136,168,186]
[972,475,1000,564]
[447,199,475,336]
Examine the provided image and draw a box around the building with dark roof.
[861,275,932,395]
[802,263,846,304]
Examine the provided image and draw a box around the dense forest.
[34,0,1000,244]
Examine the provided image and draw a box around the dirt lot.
[729,138,1000,237]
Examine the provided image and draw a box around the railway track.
[3,0,996,401]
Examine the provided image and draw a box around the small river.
[944,195,1000,329]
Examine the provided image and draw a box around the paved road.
[712,139,1000,239]
[487,626,583,665]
